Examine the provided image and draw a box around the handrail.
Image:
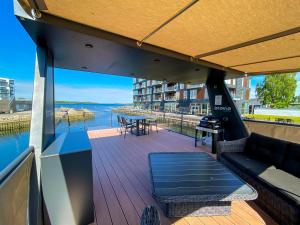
[0,146,34,182]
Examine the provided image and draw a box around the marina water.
[0,103,125,171]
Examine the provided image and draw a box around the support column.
[29,46,55,225]
[206,69,248,141]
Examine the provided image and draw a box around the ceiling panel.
[17,16,216,84]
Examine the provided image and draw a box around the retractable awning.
[14,0,300,83]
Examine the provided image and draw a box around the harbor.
[0,107,95,135]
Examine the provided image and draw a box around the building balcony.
[133,98,143,102]
[152,80,163,86]
[187,84,204,89]
[153,88,162,93]
[164,84,178,92]
[153,98,162,101]
[164,96,176,101]
[133,78,146,84]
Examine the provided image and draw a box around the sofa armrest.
[217,138,247,159]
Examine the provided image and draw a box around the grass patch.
[243,114,300,124]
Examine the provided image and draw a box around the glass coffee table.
[149,152,257,217]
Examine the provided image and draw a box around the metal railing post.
[83,112,86,130]
[67,112,70,128]
[180,113,183,134]
[110,111,113,127]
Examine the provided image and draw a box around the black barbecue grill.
[195,116,224,154]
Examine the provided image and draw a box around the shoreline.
[0,108,95,134]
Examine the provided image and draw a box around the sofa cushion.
[222,152,276,176]
[257,169,300,206]
[244,133,287,167]
[281,143,300,178]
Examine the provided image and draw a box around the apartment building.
[133,77,251,115]
[0,77,15,113]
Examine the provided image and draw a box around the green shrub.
[243,114,300,123]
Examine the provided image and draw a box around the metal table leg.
[194,129,198,147]
[136,119,140,136]
[212,133,219,154]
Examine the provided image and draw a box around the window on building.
[183,90,188,99]
[204,88,209,99]
[190,89,197,99]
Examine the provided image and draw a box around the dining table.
[125,115,148,136]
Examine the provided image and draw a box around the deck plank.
[92,161,112,225]
[89,128,278,225]
[92,142,129,225]
[95,143,140,225]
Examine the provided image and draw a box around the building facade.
[133,77,251,115]
[0,77,16,113]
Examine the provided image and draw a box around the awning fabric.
[15,0,300,81]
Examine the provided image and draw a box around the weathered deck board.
[89,128,278,225]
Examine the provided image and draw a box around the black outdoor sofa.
[217,133,300,225]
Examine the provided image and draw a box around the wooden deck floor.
[88,128,278,225]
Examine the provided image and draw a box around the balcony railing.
[186,84,204,89]
[164,96,176,101]
[153,88,162,93]
[152,80,163,85]
[164,85,177,92]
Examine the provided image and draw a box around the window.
[204,88,209,99]
[183,90,188,99]
[190,89,197,99]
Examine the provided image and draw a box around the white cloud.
[13,80,133,103]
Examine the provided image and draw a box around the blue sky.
[0,1,133,103]
[0,1,299,103]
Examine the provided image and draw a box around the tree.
[294,95,300,103]
[256,73,297,108]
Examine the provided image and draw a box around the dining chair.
[141,119,150,135]
[117,115,123,134]
[121,117,135,139]
[147,118,158,133]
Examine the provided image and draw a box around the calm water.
[0,103,126,171]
